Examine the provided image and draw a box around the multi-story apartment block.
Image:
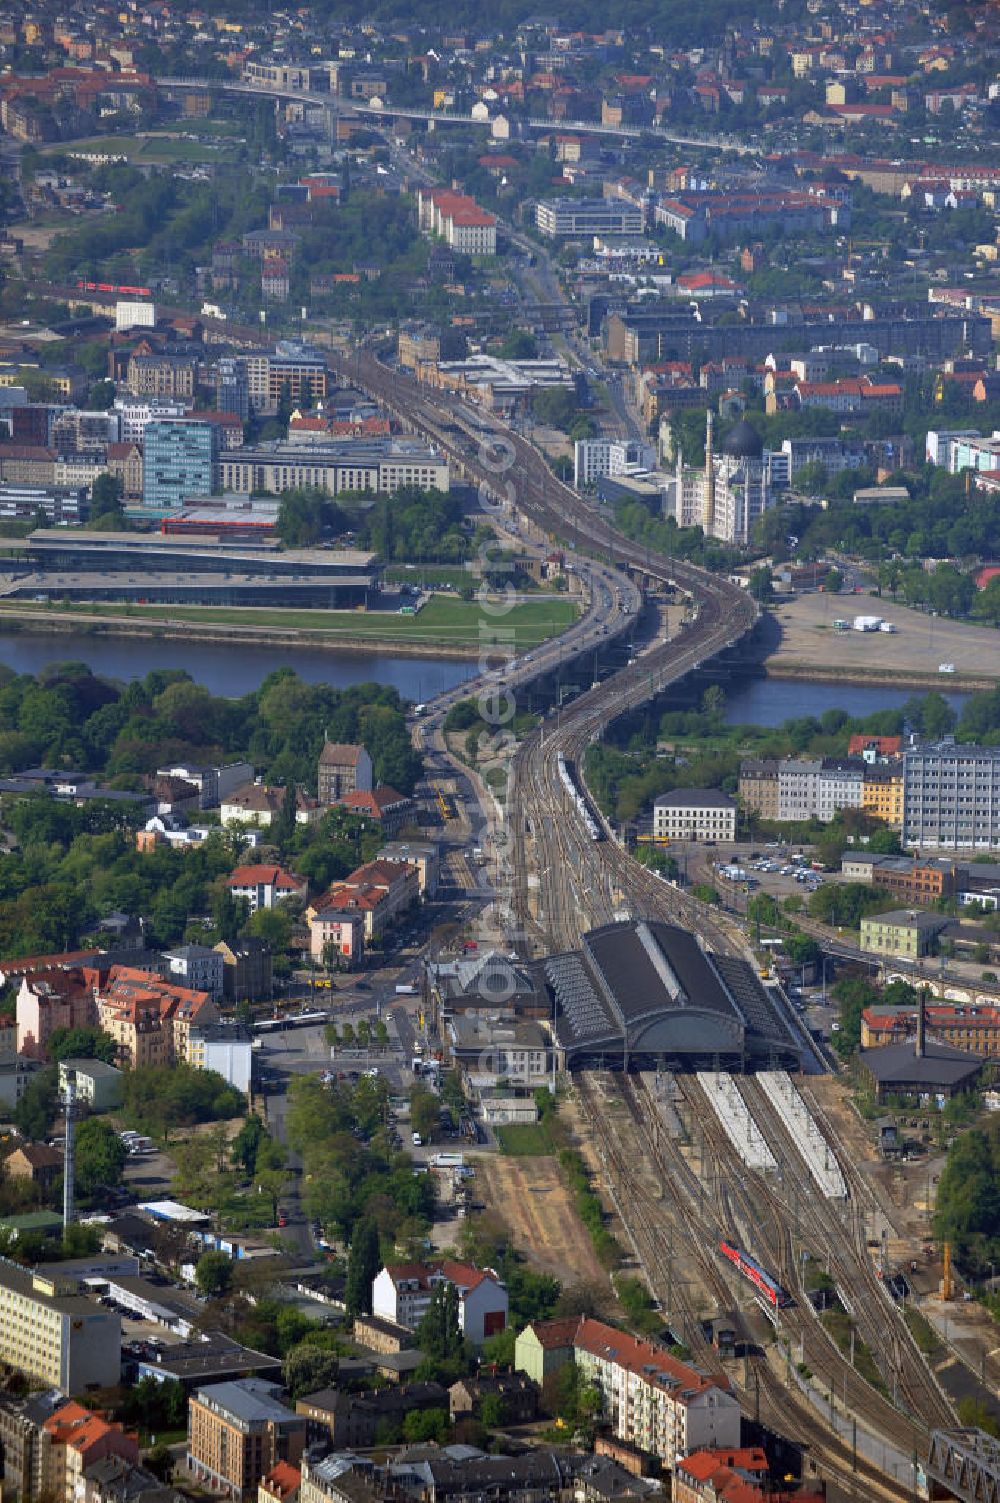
[737,759,779,822]
[517,1318,739,1466]
[307,860,419,955]
[777,759,822,822]
[96,967,219,1069]
[816,759,865,822]
[0,1261,121,1392]
[143,419,217,513]
[187,1381,306,1503]
[243,346,328,416]
[652,789,737,844]
[112,397,187,444]
[903,740,1000,850]
[861,766,905,830]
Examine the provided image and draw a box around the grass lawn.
[384,564,475,588]
[10,594,578,651]
[495,1122,553,1155]
[46,133,238,164]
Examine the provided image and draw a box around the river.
[722,677,972,728]
[0,631,477,701]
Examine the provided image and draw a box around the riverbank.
[764,662,998,692]
[0,594,578,659]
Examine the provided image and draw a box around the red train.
[75,280,152,297]
[719,1239,791,1308]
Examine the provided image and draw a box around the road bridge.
[153,76,750,152]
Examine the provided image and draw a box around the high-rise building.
[142,419,217,513]
[903,740,1000,850]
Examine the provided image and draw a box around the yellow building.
[862,767,904,828]
[0,1264,120,1392]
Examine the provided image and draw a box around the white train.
[557,752,604,841]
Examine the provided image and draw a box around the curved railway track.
[325,350,949,1490]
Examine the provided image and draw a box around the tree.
[47,1026,118,1065]
[345,1216,381,1316]
[748,566,773,602]
[498,330,537,360]
[417,1280,463,1362]
[14,1067,58,1141]
[410,1084,440,1143]
[75,1117,127,1198]
[283,1341,340,1398]
[231,1115,267,1176]
[195,1250,235,1298]
[90,473,123,518]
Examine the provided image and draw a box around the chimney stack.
[916,990,926,1059]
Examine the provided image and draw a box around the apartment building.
[16,964,100,1058]
[317,742,373,804]
[96,967,219,1069]
[0,1260,121,1392]
[416,188,497,255]
[861,764,905,828]
[372,1260,508,1344]
[42,1402,139,1503]
[126,354,196,400]
[517,1317,739,1466]
[187,1381,306,1503]
[243,348,328,416]
[815,759,865,822]
[737,759,780,822]
[674,1447,824,1503]
[903,740,1000,850]
[652,789,737,844]
[307,860,419,955]
[220,441,448,497]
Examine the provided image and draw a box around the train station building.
[541,920,803,1072]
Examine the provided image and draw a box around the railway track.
[680,1073,953,1440]
[324,351,947,1493]
[575,1072,924,1503]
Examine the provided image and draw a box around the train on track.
[719,1238,792,1308]
[75,279,152,297]
[557,752,603,841]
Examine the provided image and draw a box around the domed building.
[671,413,774,545]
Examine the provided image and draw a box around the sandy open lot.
[766,593,1000,685]
[476,1152,610,1287]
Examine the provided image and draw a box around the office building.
[143,420,217,513]
[535,198,644,239]
[859,908,948,960]
[903,740,1000,850]
[573,437,654,489]
[220,440,448,497]
[187,1381,306,1503]
[0,1260,121,1392]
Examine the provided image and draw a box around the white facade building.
[372,1260,508,1344]
[652,789,737,843]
